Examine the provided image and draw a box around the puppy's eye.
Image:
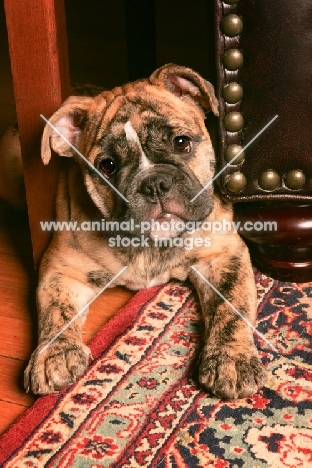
[99,158,116,177]
[173,136,192,153]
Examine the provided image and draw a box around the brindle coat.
[24,64,266,399]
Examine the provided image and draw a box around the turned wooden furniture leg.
[4,0,71,268]
[234,203,312,283]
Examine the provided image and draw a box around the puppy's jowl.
[24,64,266,399]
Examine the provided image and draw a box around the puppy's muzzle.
[139,173,173,203]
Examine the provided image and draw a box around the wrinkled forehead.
[95,83,206,143]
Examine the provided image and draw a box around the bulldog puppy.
[24,64,266,399]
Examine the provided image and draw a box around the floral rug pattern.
[0,273,311,467]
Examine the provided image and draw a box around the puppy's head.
[42,64,218,238]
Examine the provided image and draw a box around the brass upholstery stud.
[224,112,244,132]
[226,172,247,193]
[221,14,243,37]
[222,49,244,71]
[225,144,245,164]
[284,170,306,190]
[223,82,243,104]
[259,170,281,191]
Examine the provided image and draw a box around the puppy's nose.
[140,173,172,202]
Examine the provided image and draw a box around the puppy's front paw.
[24,340,93,395]
[199,347,266,399]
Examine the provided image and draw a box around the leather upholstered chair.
[215,0,312,281]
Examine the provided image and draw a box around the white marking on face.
[124,120,153,169]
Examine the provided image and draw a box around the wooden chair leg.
[4,0,71,267]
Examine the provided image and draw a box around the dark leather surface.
[215,0,312,202]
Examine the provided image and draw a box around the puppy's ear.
[149,64,219,116]
[41,96,94,165]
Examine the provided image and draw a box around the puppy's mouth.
[128,195,213,240]
[124,165,214,238]
[149,212,186,240]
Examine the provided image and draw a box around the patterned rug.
[0,272,311,467]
